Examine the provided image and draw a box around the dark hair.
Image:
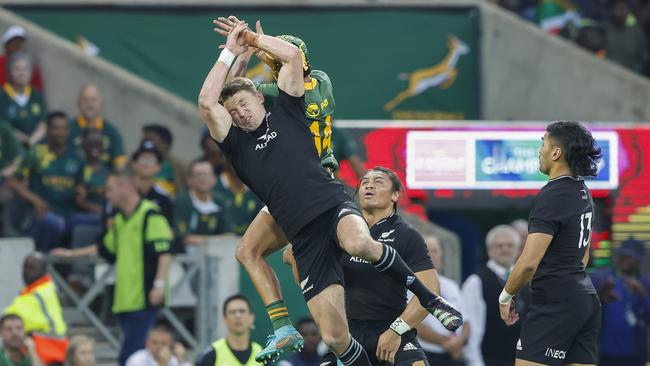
[296,317,316,329]
[46,111,68,127]
[143,124,173,146]
[220,78,257,104]
[222,294,253,316]
[0,314,22,329]
[546,121,602,177]
[607,0,629,9]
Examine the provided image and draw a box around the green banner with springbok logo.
[13,6,480,119]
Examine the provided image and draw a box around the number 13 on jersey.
[578,212,593,248]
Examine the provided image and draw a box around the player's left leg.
[334,202,462,332]
[562,295,600,366]
[235,209,303,363]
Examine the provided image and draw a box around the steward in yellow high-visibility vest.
[195,295,263,366]
[3,252,66,336]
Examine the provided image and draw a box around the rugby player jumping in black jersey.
[498,121,602,366]
[198,20,461,366]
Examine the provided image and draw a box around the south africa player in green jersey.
[215,16,338,363]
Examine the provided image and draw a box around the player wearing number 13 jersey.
[498,121,603,366]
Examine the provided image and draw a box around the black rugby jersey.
[342,213,434,321]
[528,175,597,302]
[216,89,349,239]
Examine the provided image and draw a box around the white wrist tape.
[154,279,166,289]
[499,289,514,304]
[389,317,411,336]
[218,48,236,67]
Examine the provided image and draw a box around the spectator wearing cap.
[0,25,44,90]
[8,111,84,252]
[141,124,186,197]
[198,129,262,236]
[173,159,232,252]
[131,140,174,229]
[604,0,649,73]
[591,237,650,366]
[0,51,46,147]
[70,84,126,169]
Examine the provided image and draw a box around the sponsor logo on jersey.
[301,276,314,294]
[516,339,522,351]
[349,256,370,264]
[544,348,566,360]
[403,342,418,351]
[581,189,588,200]
[255,131,278,151]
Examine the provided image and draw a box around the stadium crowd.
[490,0,650,76]
[0,12,649,366]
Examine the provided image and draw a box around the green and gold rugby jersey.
[257,69,338,170]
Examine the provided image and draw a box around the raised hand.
[213,15,242,37]
[223,21,249,56]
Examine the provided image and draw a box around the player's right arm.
[198,21,249,143]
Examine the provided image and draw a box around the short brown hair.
[220,77,257,103]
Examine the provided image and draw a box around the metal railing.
[47,253,220,356]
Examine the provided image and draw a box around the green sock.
[266,300,292,331]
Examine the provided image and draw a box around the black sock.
[337,337,371,366]
[372,244,438,306]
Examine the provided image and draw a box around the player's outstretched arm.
[246,25,304,97]
[198,21,248,143]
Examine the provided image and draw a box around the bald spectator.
[461,225,526,366]
[415,236,469,366]
[0,314,44,366]
[0,26,44,90]
[3,252,67,337]
[70,84,126,169]
[0,52,46,146]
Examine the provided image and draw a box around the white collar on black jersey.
[547,175,584,183]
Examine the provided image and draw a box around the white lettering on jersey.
[255,131,278,151]
[544,348,566,360]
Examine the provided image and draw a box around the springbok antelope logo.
[384,35,470,112]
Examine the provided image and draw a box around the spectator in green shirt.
[0,121,22,199]
[0,314,44,366]
[75,129,109,216]
[9,111,84,252]
[174,159,232,252]
[0,52,46,147]
[70,84,127,169]
[141,123,186,197]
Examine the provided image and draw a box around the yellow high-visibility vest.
[3,275,67,335]
[211,338,262,366]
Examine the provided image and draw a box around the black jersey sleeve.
[528,192,561,236]
[195,347,216,366]
[214,124,239,158]
[401,229,435,273]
